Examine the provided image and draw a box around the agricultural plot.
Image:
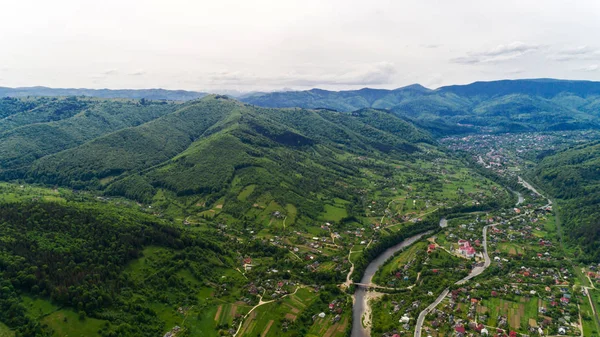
[214,303,252,327]
[306,315,349,337]
[238,288,316,337]
[480,297,538,330]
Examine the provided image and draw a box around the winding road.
[414,180,544,337]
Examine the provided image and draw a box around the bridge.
[352,282,406,291]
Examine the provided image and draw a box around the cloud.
[506,68,525,74]
[451,41,540,65]
[103,69,119,75]
[207,62,397,87]
[421,44,441,49]
[128,70,146,76]
[548,46,600,62]
[574,64,599,72]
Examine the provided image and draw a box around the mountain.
[0,95,436,223]
[0,92,522,337]
[240,84,431,111]
[241,79,600,135]
[0,96,184,178]
[439,78,600,98]
[531,141,600,262]
[0,86,207,101]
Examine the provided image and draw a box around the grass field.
[237,184,256,201]
[481,297,538,331]
[497,242,525,255]
[21,295,107,337]
[42,310,106,337]
[0,322,14,337]
[321,204,347,222]
[580,292,600,337]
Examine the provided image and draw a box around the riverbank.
[351,231,433,337]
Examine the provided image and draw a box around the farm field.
[479,297,538,330]
[237,288,315,337]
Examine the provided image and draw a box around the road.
[415,223,493,336]
[456,224,493,285]
[414,288,449,337]
[415,178,546,336]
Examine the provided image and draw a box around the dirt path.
[261,320,274,337]
[214,305,223,322]
[342,247,355,289]
[288,249,302,261]
[233,287,301,337]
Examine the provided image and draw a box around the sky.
[1,0,600,92]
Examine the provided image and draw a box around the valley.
[0,80,600,337]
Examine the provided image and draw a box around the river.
[351,230,433,337]
[350,185,524,337]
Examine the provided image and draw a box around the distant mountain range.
[0,86,208,101]
[3,79,600,135]
[242,79,600,135]
[4,78,600,102]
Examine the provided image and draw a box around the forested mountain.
[0,95,433,222]
[0,97,184,178]
[0,86,207,101]
[240,84,431,111]
[532,141,600,262]
[242,79,600,135]
[25,97,432,218]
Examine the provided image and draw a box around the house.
[458,241,476,258]
[558,327,566,335]
[454,325,466,334]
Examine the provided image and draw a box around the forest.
[532,141,600,262]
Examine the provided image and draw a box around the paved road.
[416,223,494,336]
[414,288,449,337]
[415,177,553,336]
[456,224,493,285]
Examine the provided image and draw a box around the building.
[458,239,476,258]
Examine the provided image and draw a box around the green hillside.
[0,97,182,178]
[22,96,435,223]
[532,141,600,262]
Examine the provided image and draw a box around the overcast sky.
[1,0,600,92]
